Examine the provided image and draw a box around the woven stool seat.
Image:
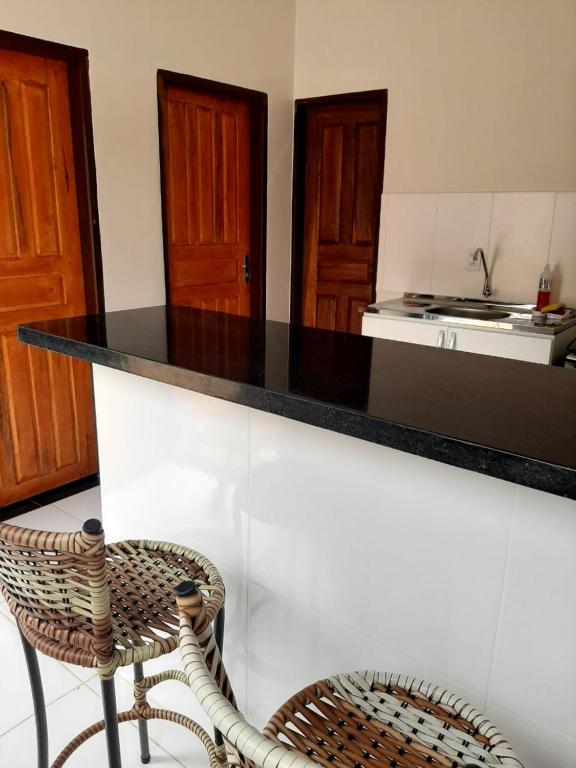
[263,671,524,768]
[4,538,223,676]
[176,584,525,768]
[0,520,229,767]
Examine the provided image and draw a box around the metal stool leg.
[133,662,150,763]
[101,676,123,768]
[19,630,48,768]
[213,606,225,747]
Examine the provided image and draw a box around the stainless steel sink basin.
[428,306,511,321]
[365,293,576,335]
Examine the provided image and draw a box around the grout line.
[546,192,558,263]
[483,486,517,709]
[486,696,576,743]
[243,410,252,717]
[0,675,86,738]
[428,192,440,293]
[81,677,188,766]
[486,192,496,267]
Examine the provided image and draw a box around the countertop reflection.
[18,305,576,500]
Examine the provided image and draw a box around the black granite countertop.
[18,305,576,500]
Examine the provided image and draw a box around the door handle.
[243,255,250,284]
[436,330,445,348]
[447,331,456,350]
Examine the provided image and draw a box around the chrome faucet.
[474,247,493,298]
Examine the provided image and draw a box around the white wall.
[295,0,576,194]
[4,0,575,313]
[1,0,295,320]
[295,0,576,305]
[94,366,576,768]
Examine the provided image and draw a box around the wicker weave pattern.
[264,672,525,768]
[176,590,525,768]
[0,524,224,678]
[0,521,113,665]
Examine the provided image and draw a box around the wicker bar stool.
[173,580,526,768]
[0,518,226,768]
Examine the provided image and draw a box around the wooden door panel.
[161,84,251,316]
[352,123,379,244]
[164,99,189,245]
[318,124,343,243]
[317,261,371,284]
[21,80,61,256]
[301,95,386,334]
[315,294,369,334]
[172,252,238,287]
[316,296,337,331]
[2,334,40,482]
[0,47,97,506]
[0,274,65,312]
[0,84,21,259]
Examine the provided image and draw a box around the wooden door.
[0,48,97,506]
[299,96,386,334]
[160,85,251,315]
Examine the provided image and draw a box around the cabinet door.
[362,315,446,347]
[445,327,552,364]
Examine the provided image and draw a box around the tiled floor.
[0,487,202,767]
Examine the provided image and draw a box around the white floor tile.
[0,683,183,767]
[52,486,102,524]
[0,595,95,682]
[6,503,81,532]
[0,600,12,621]
[86,674,211,768]
[0,614,84,735]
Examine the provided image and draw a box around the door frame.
[0,29,104,315]
[157,70,268,320]
[290,89,388,326]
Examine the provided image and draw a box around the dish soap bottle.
[536,263,552,310]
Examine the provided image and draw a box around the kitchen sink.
[426,306,511,321]
[365,293,576,336]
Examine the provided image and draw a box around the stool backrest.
[176,581,319,768]
[0,519,114,667]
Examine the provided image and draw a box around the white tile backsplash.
[549,192,576,307]
[377,191,576,305]
[377,194,437,294]
[431,193,493,297]
[487,192,555,303]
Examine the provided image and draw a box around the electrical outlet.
[466,249,482,271]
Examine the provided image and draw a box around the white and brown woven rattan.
[174,580,526,768]
[0,518,226,768]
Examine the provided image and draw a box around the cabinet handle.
[447,331,456,350]
[436,330,445,348]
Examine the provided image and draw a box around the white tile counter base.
[93,365,576,768]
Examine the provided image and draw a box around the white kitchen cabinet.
[362,313,570,364]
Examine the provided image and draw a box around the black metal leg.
[133,662,150,764]
[101,676,123,768]
[19,630,48,768]
[213,606,225,747]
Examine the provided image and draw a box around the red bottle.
[536,263,552,310]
